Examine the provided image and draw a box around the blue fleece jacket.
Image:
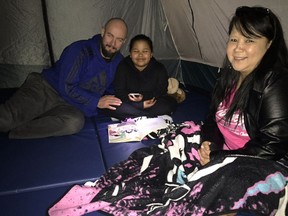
[42,34,123,117]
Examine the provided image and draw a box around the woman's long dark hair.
[211,6,288,124]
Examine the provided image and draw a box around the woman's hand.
[198,141,211,166]
[97,95,122,110]
[143,98,156,109]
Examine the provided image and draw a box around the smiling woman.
[226,28,271,80]
[226,7,274,83]
[205,6,288,136]
[196,6,288,214]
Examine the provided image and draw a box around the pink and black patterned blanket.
[49,121,288,216]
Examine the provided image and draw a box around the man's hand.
[143,98,156,109]
[198,141,211,166]
[97,95,122,110]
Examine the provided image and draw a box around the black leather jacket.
[201,67,288,164]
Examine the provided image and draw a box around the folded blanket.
[49,121,288,216]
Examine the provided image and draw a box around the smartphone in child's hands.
[129,93,141,98]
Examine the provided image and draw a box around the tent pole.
[41,0,55,66]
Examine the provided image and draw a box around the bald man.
[0,18,128,139]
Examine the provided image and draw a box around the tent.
[1,0,287,92]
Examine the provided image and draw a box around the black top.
[201,66,288,165]
[113,56,169,102]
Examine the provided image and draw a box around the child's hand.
[143,98,156,109]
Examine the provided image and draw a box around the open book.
[108,116,171,143]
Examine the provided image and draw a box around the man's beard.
[100,42,118,59]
